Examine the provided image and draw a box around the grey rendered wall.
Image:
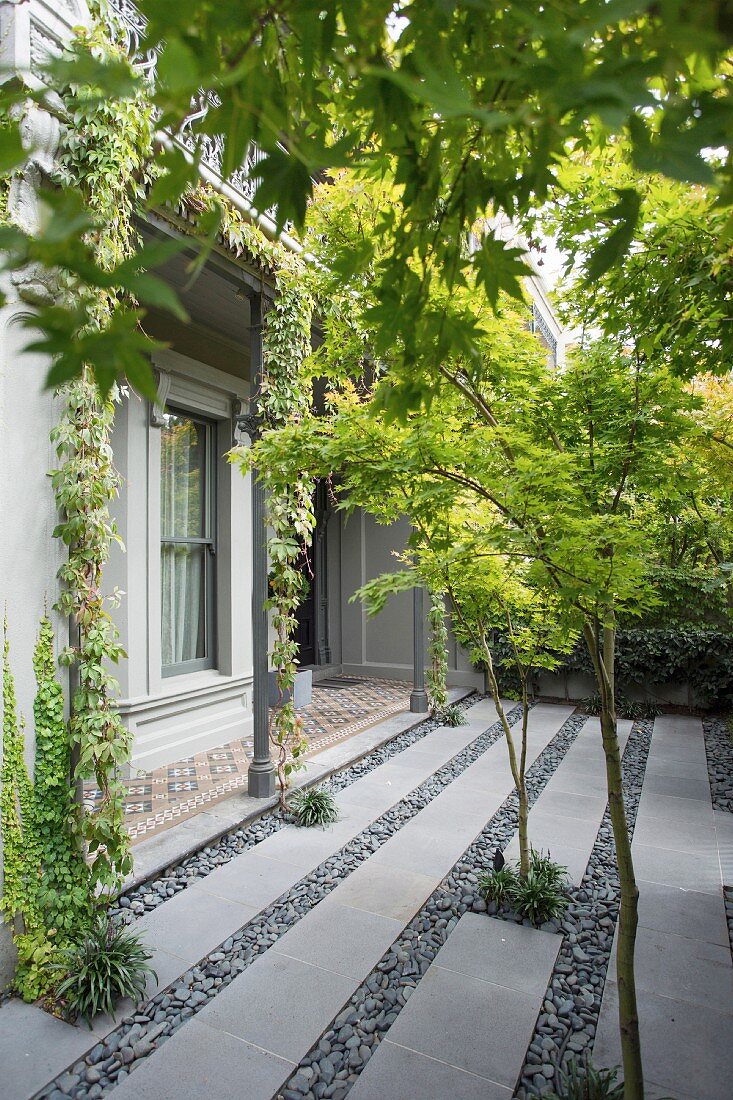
[338,510,483,689]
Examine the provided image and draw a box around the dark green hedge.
[492,628,733,709]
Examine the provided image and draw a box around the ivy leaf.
[473,237,530,310]
[585,188,641,282]
[46,49,139,99]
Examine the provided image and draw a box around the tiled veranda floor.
[83,677,411,843]
[4,702,731,1100]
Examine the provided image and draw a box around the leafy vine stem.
[426,588,449,714]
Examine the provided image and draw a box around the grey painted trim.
[410,586,429,713]
[160,407,218,678]
[245,289,275,798]
[341,662,483,689]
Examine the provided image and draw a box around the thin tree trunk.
[483,640,530,877]
[584,619,643,1100]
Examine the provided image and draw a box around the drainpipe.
[410,586,429,713]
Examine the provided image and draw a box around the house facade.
[0,0,565,984]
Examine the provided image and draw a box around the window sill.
[117,669,253,714]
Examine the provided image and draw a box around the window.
[160,409,217,676]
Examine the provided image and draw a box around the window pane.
[160,413,207,538]
[161,543,207,667]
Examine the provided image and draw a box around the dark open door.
[294,482,330,668]
[294,562,316,666]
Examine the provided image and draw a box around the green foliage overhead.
[544,144,733,378]
[0,2,730,404]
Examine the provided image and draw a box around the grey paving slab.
[191,849,305,911]
[348,1040,512,1100]
[370,818,480,877]
[714,808,733,886]
[335,757,440,810]
[330,860,437,922]
[110,1018,294,1100]
[637,789,714,826]
[631,842,723,895]
[594,980,733,1100]
[610,924,733,1012]
[272,896,403,980]
[533,788,608,821]
[406,726,486,758]
[632,814,718,854]
[196,949,356,1062]
[542,768,612,798]
[652,715,703,738]
[385,963,542,1088]
[136,882,261,965]
[642,758,711,783]
[636,879,730,947]
[412,777,503,818]
[0,999,98,1100]
[517,808,600,850]
[250,818,363,872]
[645,741,707,765]
[642,773,713,802]
[434,913,561,998]
[381,914,559,1090]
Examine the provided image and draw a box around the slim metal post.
[410,585,429,713]
[244,289,276,797]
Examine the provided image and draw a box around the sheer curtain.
[161,415,206,668]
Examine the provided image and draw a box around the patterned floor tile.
[83,677,411,845]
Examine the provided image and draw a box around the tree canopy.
[0,1,731,402]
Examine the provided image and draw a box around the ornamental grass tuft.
[547,1057,624,1100]
[441,704,467,727]
[478,848,569,926]
[52,915,156,1025]
[288,786,339,828]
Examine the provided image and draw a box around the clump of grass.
[478,849,569,926]
[288,786,339,828]
[580,691,661,721]
[52,916,156,1025]
[547,1058,624,1099]
[478,865,516,906]
[441,704,467,727]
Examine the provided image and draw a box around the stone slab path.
[105,702,572,1099]
[1,696,504,1100]
[348,914,561,1100]
[594,715,733,1100]
[503,716,632,882]
[3,704,730,1100]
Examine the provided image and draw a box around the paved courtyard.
[83,678,411,843]
[2,699,731,1100]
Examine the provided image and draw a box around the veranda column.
[242,288,276,798]
[410,585,429,713]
